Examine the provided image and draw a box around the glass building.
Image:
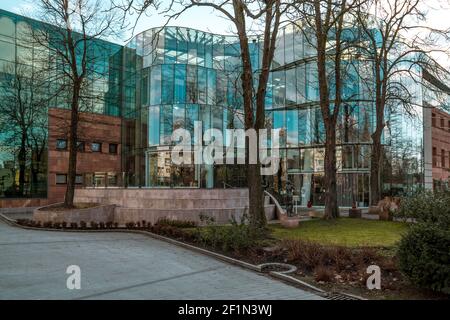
[120,24,383,207]
[0,9,122,199]
[0,9,431,207]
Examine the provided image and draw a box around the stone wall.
[71,188,276,225]
[33,203,116,223]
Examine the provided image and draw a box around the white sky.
[1,0,449,66]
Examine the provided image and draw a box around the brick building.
[431,108,450,190]
[48,108,122,203]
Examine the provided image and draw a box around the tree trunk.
[247,162,266,229]
[18,133,27,196]
[370,132,382,206]
[64,84,80,208]
[324,125,339,219]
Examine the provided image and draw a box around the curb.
[0,213,366,300]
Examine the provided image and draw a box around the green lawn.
[270,218,409,247]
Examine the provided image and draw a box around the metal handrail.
[264,190,286,219]
[222,182,235,189]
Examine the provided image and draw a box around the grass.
[270,218,409,247]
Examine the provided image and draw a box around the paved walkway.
[0,221,323,300]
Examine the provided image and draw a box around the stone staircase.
[74,188,276,225]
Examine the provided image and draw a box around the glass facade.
[0,9,430,206]
[121,27,246,188]
[119,23,429,206]
[0,9,122,199]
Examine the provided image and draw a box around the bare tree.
[356,0,450,205]
[30,0,120,207]
[291,0,362,219]
[114,0,287,229]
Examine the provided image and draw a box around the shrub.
[282,239,385,273]
[43,221,53,228]
[17,219,33,226]
[199,214,215,225]
[395,191,450,228]
[90,221,98,229]
[125,222,135,229]
[314,265,333,282]
[156,218,197,229]
[195,214,265,252]
[397,224,450,294]
[80,221,87,229]
[70,222,78,229]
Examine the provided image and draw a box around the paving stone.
[0,221,323,300]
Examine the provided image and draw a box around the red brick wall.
[48,108,122,204]
[431,107,450,186]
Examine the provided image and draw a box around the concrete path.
[0,221,323,300]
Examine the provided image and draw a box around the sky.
[0,0,236,43]
[1,0,449,66]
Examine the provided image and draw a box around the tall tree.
[292,0,361,219]
[356,0,450,205]
[31,0,119,207]
[115,0,287,229]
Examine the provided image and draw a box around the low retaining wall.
[114,206,276,225]
[33,203,116,223]
[70,188,276,225]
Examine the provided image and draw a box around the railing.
[222,182,235,189]
[264,190,286,219]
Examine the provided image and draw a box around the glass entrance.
[289,172,370,207]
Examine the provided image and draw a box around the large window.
[207,69,216,105]
[198,67,207,104]
[174,64,186,103]
[0,39,15,62]
[160,105,173,145]
[149,106,160,146]
[150,66,161,105]
[186,65,197,103]
[173,104,185,130]
[0,16,15,38]
[161,65,174,104]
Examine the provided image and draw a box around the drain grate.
[325,293,362,300]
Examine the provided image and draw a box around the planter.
[368,206,381,215]
[378,210,393,221]
[280,218,301,228]
[348,208,362,219]
[308,210,324,218]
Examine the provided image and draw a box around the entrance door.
[288,173,326,207]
